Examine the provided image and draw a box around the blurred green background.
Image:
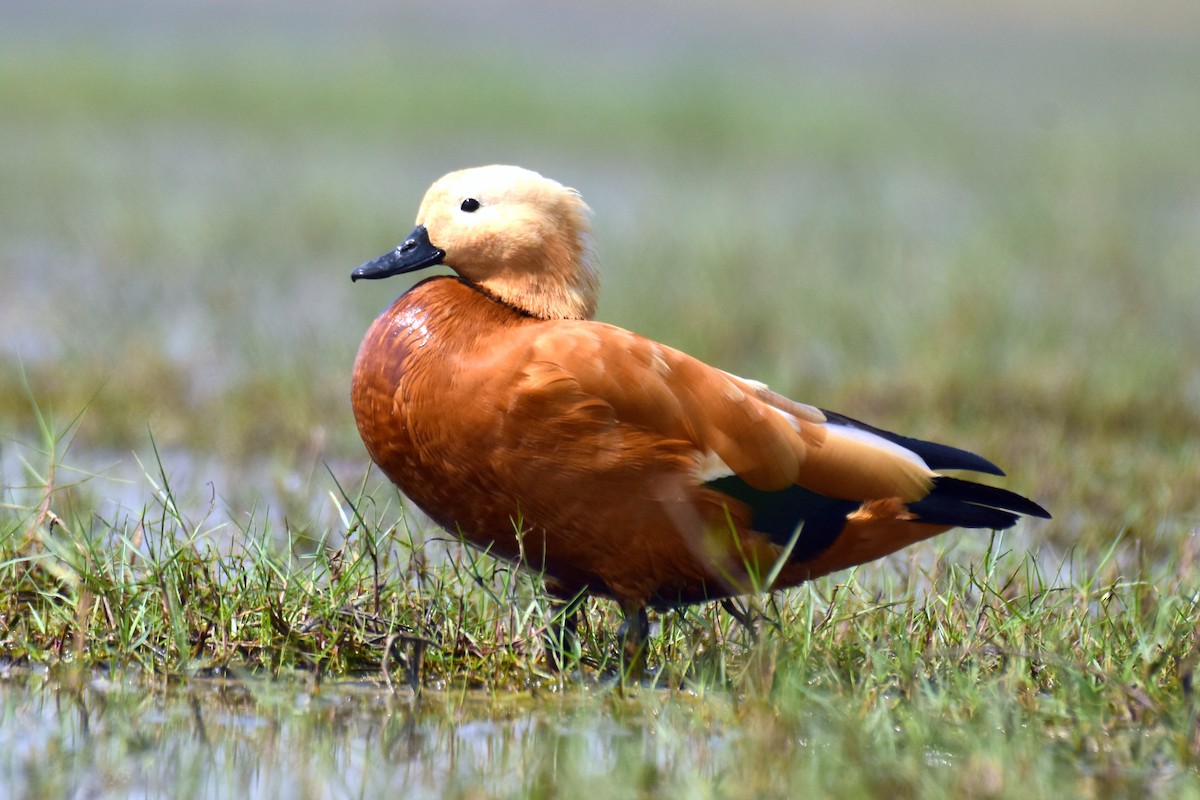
[2,0,1198,561]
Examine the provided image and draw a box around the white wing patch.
[824,423,930,470]
[695,449,735,482]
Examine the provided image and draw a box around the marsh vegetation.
[3,2,1200,796]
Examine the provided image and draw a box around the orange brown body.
[349,165,1049,653]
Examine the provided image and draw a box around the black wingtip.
[935,476,1051,519]
[819,409,1007,476]
[908,476,1051,530]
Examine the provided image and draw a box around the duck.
[349,165,1050,666]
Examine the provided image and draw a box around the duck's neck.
[477,232,599,321]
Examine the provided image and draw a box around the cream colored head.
[410,166,599,320]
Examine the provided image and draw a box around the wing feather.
[523,323,936,501]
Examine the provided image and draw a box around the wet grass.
[3,2,1200,796]
[4,409,1200,797]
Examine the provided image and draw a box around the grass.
[4,398,1200,797]
[3,2,1200,797]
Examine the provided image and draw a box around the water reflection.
[0,665,738,798]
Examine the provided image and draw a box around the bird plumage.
[350,165,1050,653]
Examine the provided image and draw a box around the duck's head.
[352,165,599,320]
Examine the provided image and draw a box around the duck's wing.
[519,322,939,503]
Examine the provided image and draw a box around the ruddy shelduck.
[350,165,1049,664]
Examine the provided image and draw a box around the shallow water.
[4,4,1199,797]
[0,664,742,799]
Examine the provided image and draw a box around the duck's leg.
[617,601,650,680]
[720,598,760,643]
[544,592,586,671]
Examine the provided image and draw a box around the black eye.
[460,198,481,212]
